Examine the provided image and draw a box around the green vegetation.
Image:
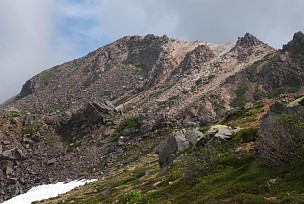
[267,86,300,99]
[246,61,260,72]
[114,95,131,106]
[51,102,65,111]
[157,99,175,110]
[112,117,140,141]
[230,85,249,107]
[222,104,264,123]
[195,78,203,86]
[122,189,150,204]
[38,105,304,204]
[232,128,258,144]
[83,77,96,89]
[40,65,60,80]
[168,95,179,101]
[208,74,215,80]
[22,121,42,136]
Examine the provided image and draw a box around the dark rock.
[122,128,137,136]
[1,141,10,145]
[10,118,18,124]
[0,147,26,160]
[195,131,216,147]
[283,31,304,52]
[19,79,38,98]
[236,33,263,48]
[156,137,178,168]
[31,133,41,142]
[0,160,14,171]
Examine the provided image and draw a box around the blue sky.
[0,0,304,102]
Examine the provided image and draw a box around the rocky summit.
[1,32,304,203]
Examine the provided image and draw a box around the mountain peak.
[235,33,264,48]
[283,31,304,51]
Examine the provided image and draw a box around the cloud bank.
[0,0,304,103]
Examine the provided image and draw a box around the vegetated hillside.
[1,32,304,203]
[35,95,304,204]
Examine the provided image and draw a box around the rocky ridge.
[1,32,304,202]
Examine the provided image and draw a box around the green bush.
[232,128,258,144]
[230,86,249,107]
[123,189,150,204]
[183,140,221,183]
[267,86,300,99]
[195,78,203,86]
[112,117,139,141]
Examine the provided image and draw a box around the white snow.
[2,179,97,204]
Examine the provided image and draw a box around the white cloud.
[0,0,58,102]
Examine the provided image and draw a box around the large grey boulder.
[174,130,190,152]
[185,128,204,145]
[156,137,178,168]
[156,128,204,168]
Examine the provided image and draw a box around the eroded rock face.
[283,31,304,52]
[19,80,37,98]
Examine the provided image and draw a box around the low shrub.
[112,117,140,141]
[122,189,150,204]
[232,128,258,144]
[183,140,221,183]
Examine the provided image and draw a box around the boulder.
[156,137,178,168]
[0,160,14,171]
[185,129,204,145]
[0,147,26,160]
[173,130,190,152]
[196,125,241,147]
[24,113,34,126]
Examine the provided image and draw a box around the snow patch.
[2,179,97,204]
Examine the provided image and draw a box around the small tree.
[259,112,304,167]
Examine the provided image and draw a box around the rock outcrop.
[156,126,240,168]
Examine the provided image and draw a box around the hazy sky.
[0,0,303,103]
